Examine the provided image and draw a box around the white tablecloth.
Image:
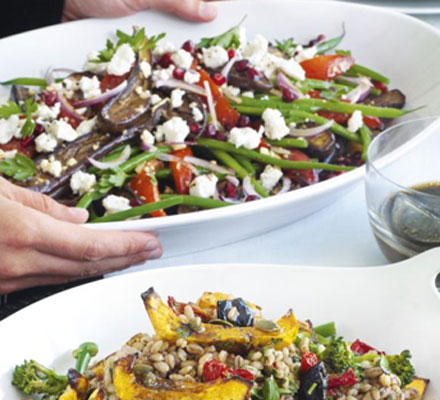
[119,12,440,274]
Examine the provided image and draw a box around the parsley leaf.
[97,167,127,194]
[146,32,166,51]
[20,98,38,138]
[274,38,297,56]
[0,153,36,181]
[198,16,246,49]
[93,39,117,63]
[0,101,21,119]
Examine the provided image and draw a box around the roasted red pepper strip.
[203,360,255,382]
[100,73,129,92]
[167,296,212,322]
[197,68,240,127]
[373,80,388,94]
[0,138,35,158]
[300,352,319,374]
[170,147,193,195]
[328,369,358,389]
[317,111,383,130]
[351,339,384,355]
[284,149,319,185]
[300,55,355,80]
[233,369,255,381]
[130,160,166,218]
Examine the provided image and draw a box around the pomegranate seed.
[245,195,258,202]
[159,53,173,68]
[34,123,44,135]
[250,120,261,131]
[235,59,249,72]
[182,40,196,55]
[225,182,237,198]
[41,91,58,106]
[212,73,226,86]
[190,123,200,134]
[130,198,143,207]
[282,88,296,102]
[173,67,186,80]
[205,124,217,138]
[246,67,262,81]
[20,136,34,147]
[227,48,236,59]
[237,115,250,127]
[308,34,326,47]
[215,131,227,141]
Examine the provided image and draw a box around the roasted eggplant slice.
[10,85,35,104]
[364,89,406,109]
[307,130,336,161]
[217,298,254,327]
[298,362,328,400]
[228,63,273,94]
[101,57,152,131]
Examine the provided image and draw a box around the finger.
[143,0,217,22]
[9,185,88,224]
[0,247,160,280]
[0,275,72,295]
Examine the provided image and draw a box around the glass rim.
[366,115,440,201]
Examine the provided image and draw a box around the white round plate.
[1,0,440,258]
[0,249,439,399]
[331,0,440,15]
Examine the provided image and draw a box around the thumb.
[12,186,89,223]
[144,0,217,22]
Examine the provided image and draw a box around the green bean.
[335,78,381,96]
[292,98,404,118]
[211,149,269,198]
[360,124,372,162]
[197,138,354,172]
[88,145,141,174]
[160,194,233,209]
[234,154,257,176]
[314,322,336,337]
[156,168,172,179]
[300,78,350,93]
[1,77,48,87]
[317,26,345,54]
[265,138,308,149]
[350,64,390,84]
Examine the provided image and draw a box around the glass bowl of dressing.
[366,117,440,262]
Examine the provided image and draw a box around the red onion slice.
[276,177,291,195]
[243,175,262,199]
[73,81,127,108]
[276,72,303,99]
[155,79,207,97]
[214,188,241,203]
[140,143,158,152]
[225,175,240,186]
[221,56,237,80]
[157,153,200,176]
[46,67,77,84]
[289,119,334,138]
[203,81,219,129]
[184,156,235,175]
[88,145,131,170]
[343,78,372,104]
[57,91,86,122]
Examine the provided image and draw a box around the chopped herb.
[20,98,38,138]
[307,382,318,395]
[146,32,166,51]
[176,325,192,338]
[262,375,280,400]
[217,341,235,350]
[198,16,246,49]
[96,167,127,194]
[0,153,36,181]
[0,101,21,119]
[274,38,297,56]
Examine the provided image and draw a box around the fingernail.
[69,207,89,222]
[148,247,163,259]
[145,239,160,252]
[198,2,217,20]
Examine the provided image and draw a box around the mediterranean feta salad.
[0,22,409,222]
[11,289,428,400]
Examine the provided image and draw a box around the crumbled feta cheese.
[347,110,363,133]
[103,195,131,215]
[45,120,78,142]
[140,61,152,79]
[184,69,200,84]
[107,44,136,76]
[0,115,23,144]
[202,46,229,69]
[171,89,185,108]
[35,133,58,153]
[152,65,175,83]
[34,102,61,121]
[158,116,190,143]
[171,49,193,69]
[78,76,102,99]
[262,108,289,140]
[40,157,62,178]
[153,41,176,57]
[222,85,241,98]
[228,127,262,150]
[154,126,164,142]
[141,129,155,146]
[151,94,162,105]
[242,91,254,98]
[294,45,318,63]
[83,51,108,74]
[135,86,151,99]
[189,174,218,198]
[70,171,96,195]
[260,165,283,192]
[76,117,97,136]
[190,103,203,122]
[242,34,268,65]
[0,149,17,160]
[277,58,306,81]
[261,95,269,100]
[66,157,77,167]
[63,78,78,98]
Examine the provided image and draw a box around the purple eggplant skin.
[217,298,254,327]
[228,65,273,94]
[10,85,35,104]
[307,130,336,162]
[364,89,406,109]
[298,362,328,400]
[100,57,152,132]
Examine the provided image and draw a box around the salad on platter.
[11,288,428,399]
[0,21,410,222]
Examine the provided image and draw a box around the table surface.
[114,12,440,275]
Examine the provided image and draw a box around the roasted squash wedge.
[113,355,252,400]
[405,377,429,399]
[59,369,90,400]
[142,288,299,351]
[196,292,262,317]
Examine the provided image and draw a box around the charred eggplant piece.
[228,63,273,94]
[101,57,152,132]
[10,85,35,104]
[298,362,328,400]
[217,298,254,327]
[307,130,336,162]
[364,89,406,109]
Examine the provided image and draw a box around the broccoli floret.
[12,360,68,400]
[321,336,357,375]
[384,350,415,387]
